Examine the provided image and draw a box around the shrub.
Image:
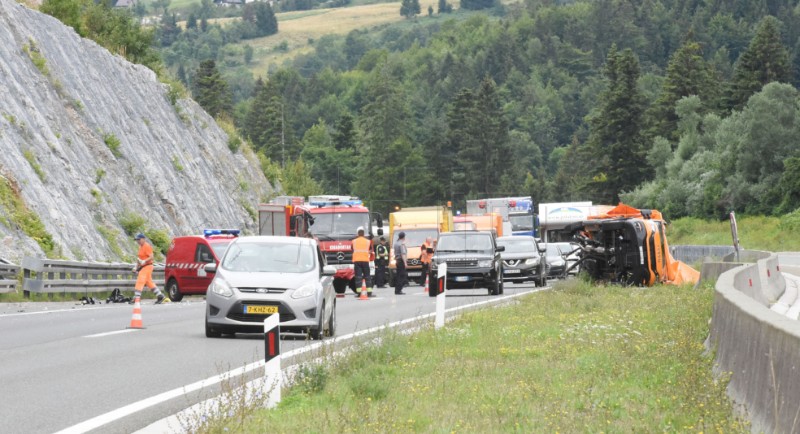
[145,229,171,258]
[103,132,121,157]
[118,211,146,236]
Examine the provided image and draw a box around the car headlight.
[525,258,540,265]
[209,279,233,297]
[291,284,317,299]
[478,260,492,268]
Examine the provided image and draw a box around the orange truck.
[453,213,504,237]
[566,203,699,286]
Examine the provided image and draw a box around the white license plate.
[454,276,470,282]
[503,269,521,274]
[408,272,421,277]
[334,264,353,270]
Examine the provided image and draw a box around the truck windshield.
[309,212,370,237]
[437,234,493,251]
[222,242,315,273]
[509,214,534,231]
[497,238,536,253]
[395,229,438,247]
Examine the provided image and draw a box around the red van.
[164,229,239,301]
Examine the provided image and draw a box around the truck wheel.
[499,278,504,294]
[167,279,183,302]
[389,270,396,287]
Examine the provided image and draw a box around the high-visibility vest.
[376,244,389,260]
[420,242,432,264]
[352,236,371,262]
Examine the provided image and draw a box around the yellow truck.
[389,205,453,286]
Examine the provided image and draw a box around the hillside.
[0,0,274,263]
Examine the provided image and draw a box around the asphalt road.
[0,281,542,434]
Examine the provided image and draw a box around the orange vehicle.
[453,213,503,236]
[566,203,699,286]
[258,196,314,237]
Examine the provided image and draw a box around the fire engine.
[164,229,240,301]
[258,196,314,237]
[306,195,383,294]
[466,196,538,237]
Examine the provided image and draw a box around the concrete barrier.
[671,245,736,264]
[709,256,800,434]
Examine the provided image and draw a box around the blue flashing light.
[204,229,241,238]
[309,200,363,207]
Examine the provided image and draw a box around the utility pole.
[280,101,285,168]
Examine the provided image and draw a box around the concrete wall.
[709,255,800,433]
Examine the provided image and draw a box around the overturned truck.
[564,204,699,286]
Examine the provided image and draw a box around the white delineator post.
[435,263,447,329]
[263,315,281,407]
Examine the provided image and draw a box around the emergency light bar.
[204,229,241,238]
[309,200,363,207]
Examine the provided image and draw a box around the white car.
[205,236,336,339]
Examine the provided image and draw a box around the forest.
[40,0,800,218]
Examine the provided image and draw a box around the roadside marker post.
[435,263,447,329]
[263,314,281,407]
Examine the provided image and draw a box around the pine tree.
[729,16,791,110]
[400,0,420,19]
[332,113,356,151]
[192,59,231,118]
[254,2,278,37]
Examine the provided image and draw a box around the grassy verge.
[204,279,747,432]
[669,215,800,251]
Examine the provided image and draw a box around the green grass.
[102,132,122,157]
[203,280,747,433]
[0,175,56,257]
[669,215,800,251]
[23,149,46,181]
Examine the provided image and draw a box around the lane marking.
[56,287,544,433]
[84,329,139,338]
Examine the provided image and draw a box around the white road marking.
[56,287,544,434]
[83,329,139,338]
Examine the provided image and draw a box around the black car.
[428,231,505,296]
[497,236,548,287]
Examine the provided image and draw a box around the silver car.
[205,236,337,339]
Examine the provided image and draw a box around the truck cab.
[164,229,239,301]
[388,205,453,286]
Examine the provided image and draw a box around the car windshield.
[222,242,315,273]
[497,238,536,253]
[509,214,534,231]
[396,229,438,246]
[437,233,493,251]
[309,212,370,237]
[551,242,577,255]
[210,241,232,259]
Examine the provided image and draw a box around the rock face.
[0,0,275,263]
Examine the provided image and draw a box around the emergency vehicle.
[164,229,239,301]
[388,205,453,285]
[453,213,504,236]
[306,195,383,294]
[467,197,538,237]
[258,196,314,237]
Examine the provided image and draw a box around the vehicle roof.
[308,206,368,213]
[497,236,535,241]
[440,230,493,237]
[173,235,236,244]
[232,236,316,246]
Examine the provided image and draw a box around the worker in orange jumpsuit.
[134,233,167,304]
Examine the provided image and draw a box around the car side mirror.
[204,263,217,273]
[426,247,434,254]
[322,265,336,276]
[496,245,505,252]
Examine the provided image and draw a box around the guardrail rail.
[21,257,164,296]
[0,260,20,294]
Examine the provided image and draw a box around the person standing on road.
[352,227,374,297]
[394,231,408,295]
[374,236,389,288]
[419,236,433,286]
[133,233,167,304]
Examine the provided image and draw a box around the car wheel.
[499,277,504,295]
[167,279,183,302]
[333,279,347,294]
[205,317,221,338]
[309,302,325,340]
[389,270,396,287]
[325,300,336,337]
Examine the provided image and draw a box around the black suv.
[428,230,505,296]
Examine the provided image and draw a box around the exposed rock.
[0,0,276,263]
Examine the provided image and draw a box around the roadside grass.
[669,215,800,251]
[201,279,747,432]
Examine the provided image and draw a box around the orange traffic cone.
[127,296,145,329]
[424,273,430,293]
[358,279,369,300]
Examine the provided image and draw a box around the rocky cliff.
[0,0,275,263]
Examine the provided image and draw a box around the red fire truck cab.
[307,195,383,294]
[164,229,239,301]
[258,196,314,237]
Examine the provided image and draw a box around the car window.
[222,242,316,273]
[497,239,536,253]
[394,229,438,246]
[209,241,232,260]
[195,244,214,263]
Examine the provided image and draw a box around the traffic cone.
[127,296,145,329]
[358,279,369,300]
[424,273,430,293]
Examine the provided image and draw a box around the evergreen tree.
[254,2,278,37]
[461,0,493,10]
[437,0,452,13]
[400,0,420,19]
[186,13,197,30]
[729,16,791,110]
[193,59,232,118]
[581,46,649,204]
[332,113,356,151]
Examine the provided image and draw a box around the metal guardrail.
[21,257,165,295]
[0,260,20,294]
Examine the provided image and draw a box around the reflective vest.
[376,244,389,260]
[420,242,432,264]
[352,236,371,262]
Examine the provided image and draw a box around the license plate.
[503,269,521,274]
[408,272,421,277]
[454,276,470,282]
[334,264,353,270]
[244,305,278,315]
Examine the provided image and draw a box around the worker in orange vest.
[352,227,374,297]
[419,237,433,285]
[133,233,167,304]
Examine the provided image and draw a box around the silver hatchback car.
[204,236,337,339]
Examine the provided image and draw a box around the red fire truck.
[258,196,314,237]
[306,195,383,294]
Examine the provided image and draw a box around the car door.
[188,242,216,292]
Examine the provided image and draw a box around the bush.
[118,211,145,236]
[145,229,171,258]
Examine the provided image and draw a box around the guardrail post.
[435,263,447,329]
